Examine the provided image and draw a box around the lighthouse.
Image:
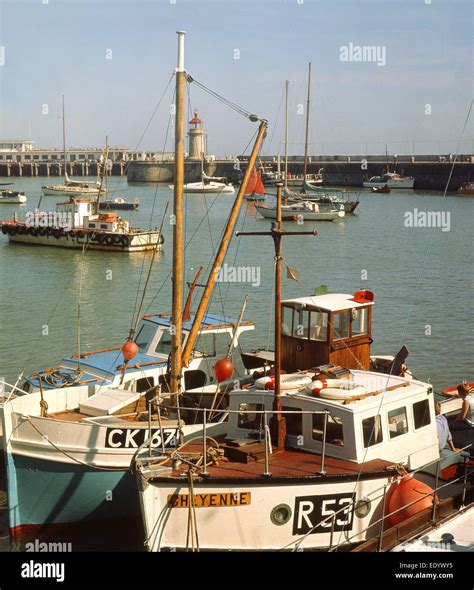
[187,111,206,160]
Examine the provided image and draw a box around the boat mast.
[62,95,67,182]
[181,119,268,366]
[169,31,186,396]
[236,183,316,450]
[284,80,289,190]
[302,62,312,190]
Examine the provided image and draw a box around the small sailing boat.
[41,97,101,197]
[169,149,235,194]
[255,195,345,221]
[0,189,27,204]
[245,166,266,201]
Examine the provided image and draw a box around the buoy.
[353,289,374,303]
[214,358,234,382]
[386,476,434,526]
[121,341,138,363]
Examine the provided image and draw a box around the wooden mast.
[181,120,268,366]
[236,183,317,450]
[284,81,289,190]
[170,31,186,396]
[302,62,312,191]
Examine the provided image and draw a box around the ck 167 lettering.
[104,427,178,449]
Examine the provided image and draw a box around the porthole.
[355,497,371,518]
[270,503,292,526]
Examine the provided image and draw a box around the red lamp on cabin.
[122,341,138,363]
[214,358,234,382]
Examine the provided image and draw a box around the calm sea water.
[0,176,472,551]
[0,177,472,394]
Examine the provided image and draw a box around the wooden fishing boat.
[0,189,27,204]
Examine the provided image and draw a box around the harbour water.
[0,177,472,550]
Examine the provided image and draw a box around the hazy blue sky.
[0,0,472,155]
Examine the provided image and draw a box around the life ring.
[76,230,85,239]
[255,373,312,391]
[29,227,38,237]
[1,225,8,235]
[442,382,474,398]
[120,235,129,247]
[113,234,123,245]
[7,225,17,236]
[37,227,46,237]
[310,379,349,394]
[45,227,54,237]
[317,385,366,400]
[104,234,115,245]
[52,228,62,239]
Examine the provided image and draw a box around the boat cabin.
[56,198,130,232]
[281,292,374,372]
[226,370,439,470]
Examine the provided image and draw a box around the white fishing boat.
[41,97,101,197]
[255,200,345,221]
[0,189,27,204]
[363,172,414,189]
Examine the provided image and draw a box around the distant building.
[0,138,132,162]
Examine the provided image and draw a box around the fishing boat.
[364,172,414,190]
[458,182,474,196]
[136,188,469,551]
[371,185,391,194]
[0,189,27,204]
[245,166,266,201]
[255,199,345,221]
[1,31,269,540]
[41,97,101,197]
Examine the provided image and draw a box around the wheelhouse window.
[362,415,383,447]
[388,407,408,438]
[293,309,309,338]
[351,307,368,336]
[312,413,344,446]
[309,311,328,341]
[282,306,293,336]
[154,328,185,355]
[238,403,264,430]
[282,406,303,436]
[194,333,230,358]
[333,311,350,340]
[134,322,156,353]
[413,399,431,429]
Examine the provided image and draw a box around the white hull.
[169,182,235,194]
[363,178,414,189]
[255,204,344,221]
[42,185,100,197]
[138,474,389,551]
[0,196,27,204]
[2,228,163,252]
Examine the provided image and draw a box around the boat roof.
[282,293,374,312]
[143,311,254,331]
[62,350,165,378]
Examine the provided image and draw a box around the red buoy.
[386,476,434,526]
[122,341,138,363]
[214,358,234,382]
[353,290,375,303]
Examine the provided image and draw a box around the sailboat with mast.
[169,148,235,194]
[41,97,101,197]
[1,31,268,540]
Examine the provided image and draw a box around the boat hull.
[42,186,99,197]
[255,205,344,221]
[138,474,389,551]
[363,179,414,189]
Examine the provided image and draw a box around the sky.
[0,0,472,156]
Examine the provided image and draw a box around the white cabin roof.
[282,293,374,312]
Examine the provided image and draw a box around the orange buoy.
[214,358,234,382]
[353,289,375,303]
[121,341,138,363]
[386,475,434,526]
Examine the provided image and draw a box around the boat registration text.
[168,492,251,508]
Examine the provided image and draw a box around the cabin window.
[154,329,179,355]
[89,223,96,228]
[136,376,154,393]
[282,306,293,336]
[351,307,368,336]
[362,415,383,447]
[282,405,303,436]
[309,311,328,341]
[388,407,408,438]
[333,311,351,340]
[413,399,431,430]
[293,309,309,339]
[312,413,344,446]
[135,322,156,353]
[238,403,264,430]
[100,224,108,229]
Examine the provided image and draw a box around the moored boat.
[0,189,27,204]
[371,184,391,193]
[364,172,414,189]
[255,200,345,221]
[458,182,474,196]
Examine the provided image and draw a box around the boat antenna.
[62,95,67,182]
[302,62,311,193]
[236,182,316,450]
[169,30,187,397]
